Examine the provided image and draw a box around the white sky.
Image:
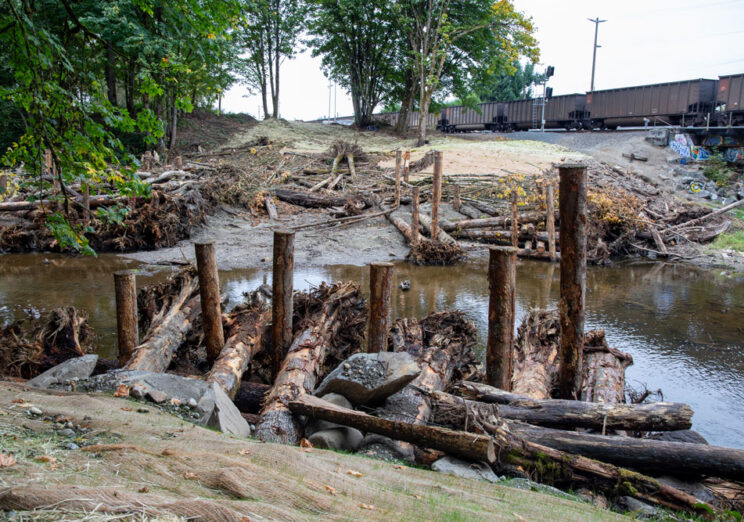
[221,0,744,120]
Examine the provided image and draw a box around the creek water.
[1,253,743,449]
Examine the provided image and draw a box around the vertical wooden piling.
[510,191,519,248]
[546,184,557,261]
[272,230,295,378]
[452,184,461,212]
[368,262,394,353]
[82,184,90,227]
[0,174,7,195]
[175,155,183,169]
[195,241,225,363]
[411,187,420,246]
[431,151,443,241]
[404,151,410,183]
[486,246,517,390]
[558,164,588,399]
[114,270,138,367]
[395,150,402,207]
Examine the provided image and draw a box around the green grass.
[709,230,744,252]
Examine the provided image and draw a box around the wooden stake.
[411,187,420,246]
[195,241,225,363]
[272,230,295,379]
[452,184,461,212]
[486,246,517,389]
[546,184,557,260]
[510,191,518,248]
[367,262,394,353]
[394,151,402,207]
[82,184,90,227]
[558,164,587,400]
[431,151,443,241]
[114,270,138,367]
[175,155,183,169]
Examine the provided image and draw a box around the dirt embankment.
[0,383,620,521]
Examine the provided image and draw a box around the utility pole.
[588,17,607,92]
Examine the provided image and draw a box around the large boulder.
[73,370,209,405]
[305,393,363,451]
[26,355,98,389]
[197,382,251,438]
[314,352,420,405]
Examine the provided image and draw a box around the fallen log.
[264,196,278,220]
[463,199,499,216]
[517,248,560,261]
[0,195,120,212]
[443,211,556,232]
[504,421,744,481]
[437,385,693,432]
[254,282,362,445]
[273,189,351,208]
[124,273,200,373]
[453,229,552,244]
[457,203,486,220]
[290,395,711,515]
[418,212,458,246]
[580,330,633,404]
[664,198,744,232]
[206,304,270,399]
[288,394,496,463]
[385,208,427,244]
[511,309,560,399]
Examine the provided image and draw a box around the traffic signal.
[546,66,555,78]
[546,87,553,99]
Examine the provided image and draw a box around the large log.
[452,382,693,432]
[0,195,119,212]
[580,330,633,404]
[442,210,555,232]
[453,229,552,244]
[254,282,361,445]
[505,421,744,481]
[206,304,270,399]
[457,203,485,220]
[288,394,495,464]
[124,273,200,373]
[385,208,426,244]
[290,395,711,515]
[418,212,458,246]
[273,189,352,208]
[511,309,560,399]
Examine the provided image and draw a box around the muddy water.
[1,254,743,449]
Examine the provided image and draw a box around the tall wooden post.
[431,151,443,241]
[486,246,517,389]
[411,187,420,246]
[394,150,402,207]
[510,191,519,248]
[452,184,461,212]
[114,270,138,367]
[175,155,183,169]
[558,164,588,399]
[404,151,411,183]
[195,241,225,363]
[368,262,394,353]
[272,230,295,378]
[82,184,90,227]
[546,184,557,261]
[0,174,8,195]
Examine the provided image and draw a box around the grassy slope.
[0,383,625,521]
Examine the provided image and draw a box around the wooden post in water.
[546,184,557,260]
[558,164,588,400]
[272,230,295,378]
[431,151,443,241]
[452,184,461,212]
[368,262,394,353]
[114,270,138,367]
[486,246,517,389]
[510,191,519,248]
[411,187,420,246]
[195,241,225,363]
[394,150,402,207]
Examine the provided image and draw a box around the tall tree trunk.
[395,71,415,136]
[105,41,117,106]
[417,91,431,147]
[168,93,178,153]
[125,59,135,117]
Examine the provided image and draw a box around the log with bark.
[205,303,270,399]
[124,269,200,373]
[360,312,477,460]
[451,382,693,432]
[418,212,458,246]
[442,211,555,232]
[511,309,560,399]
[288,395,713,515]
[580,330,633,404]
[456,203,486,220]
[254,282,363,445]
[273,189,358,209]
[0,195,120,212]
[452,229,552,244]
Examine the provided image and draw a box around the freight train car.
[716,74,744,126]
[585,79,717,129]
[375,110,437,129]
[501,94,587,131]
[437,102,502,132]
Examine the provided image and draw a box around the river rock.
[26,355,99,389]
[197,382,251,438]
[648,430,708,445]
[314,352,420,405]
[76,370,208,404]
[431,456,501,484]
[304,393,363,451]
[306,393,354,435]
[656,476,714,504]
[614,496,660,518]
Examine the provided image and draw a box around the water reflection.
[1,254,742,448]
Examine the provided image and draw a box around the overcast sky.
[221,0,744,120]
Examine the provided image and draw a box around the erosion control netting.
[0,306,93,378]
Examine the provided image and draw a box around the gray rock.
[648,429,708,445]
[59,428,75,438]
[65,442,80,451]
[431,456,501,484]
[77,370,208,404]
[28,406,42,416]
[147,389,167,404]
[615,496,660,518]
[129,383,147,400]
[187,397,198,408]
[26,355,98,389]
[308,428,363,451]
[197,382,251,438]
[306,393,354,435]
[315,352,420,405]
[657,476,714,504]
